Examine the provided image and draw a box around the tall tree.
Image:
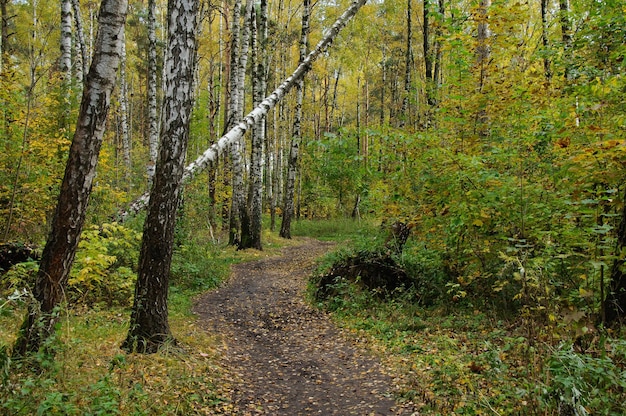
[71,0,89,83]
[605,191,626,326]
[60,0,73,133]
[399,0,413,126]
[475,0,490,136]
[13,0,128,356]
[146,0,159,185]
[540,0,552,81]
[280,0,310,239]
[229,0,253,246]
[559,0,573,79]
[241,0,267,250]
[122,0,198,353]
[119,30,132,187]
[225,0,242,243]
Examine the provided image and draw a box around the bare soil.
[193,238,416,415]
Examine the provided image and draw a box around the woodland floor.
[193,238,417,415]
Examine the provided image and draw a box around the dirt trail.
[193,238,415,415]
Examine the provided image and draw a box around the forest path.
[193,238,414,415]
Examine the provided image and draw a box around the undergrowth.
[310,230,626,415]
[0,216,290,415]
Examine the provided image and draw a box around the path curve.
[193,238,413,415]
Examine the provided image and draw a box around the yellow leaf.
[472,219,484,227]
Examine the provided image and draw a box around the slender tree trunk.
[60,0,72,80]
[122,0,198,354]
[230,0,253,246]
[605,189,626,326]
[423,0,433,106]
[433,0,444,89]
[242,0,267,250]
[147,0,159,186]
[280,0,309,239]
[226,0,242,244]
[14,0,128,356]
[540,0,552,81]
[0,0,9,71]
[400,0,413,126]
[119,31,132,188]
[60,0,73,133]
[559,0,573,80]
[475,0,490,136]
[71,0,89,83]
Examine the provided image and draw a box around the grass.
[290,216,379,241]
[0,217,362,415]
[309,233,626,415]
[6,216,624,415]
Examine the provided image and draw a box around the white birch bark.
[123,0,198,353]
[229,0,253,245]
[225,0,242,243]
[119,31,131,186]
[280,0,309,239]
[121,0,369,219]
[241,0,267,249]
[71,0,89,83]
[147,0,159,184]
[60,0,73,79]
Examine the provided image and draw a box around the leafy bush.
[170,242,227,292]
[541,340,626,416]
[1,260,39,297]
[68,223,141,307]
[311,231,448,308]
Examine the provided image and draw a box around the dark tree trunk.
[13,0,128,356]
[122,0,198,353]
[605,192,626,326]
[540,0,552,81]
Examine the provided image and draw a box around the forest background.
[1,0,625,414]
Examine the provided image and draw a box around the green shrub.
[69,223,142,307]
[541,340,626,415]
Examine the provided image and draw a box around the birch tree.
[119,30,132,186]
[60,0,73,132]
[280,0,310,239]
[121,0,370,220]
[147,0,159,185]
[240,0,267,250]
[225,0,242,243]
[229,0,253,246]
[71,0,89,83]
[122,0,198,353]
[14,0,128,356]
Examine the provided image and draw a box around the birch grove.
[121,0,370,220]
[14,0,128,355]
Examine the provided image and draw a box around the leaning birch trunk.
[14,0,128,356]
[122,0,198,354]
[120,0,369,220]
[280,0,310,239]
